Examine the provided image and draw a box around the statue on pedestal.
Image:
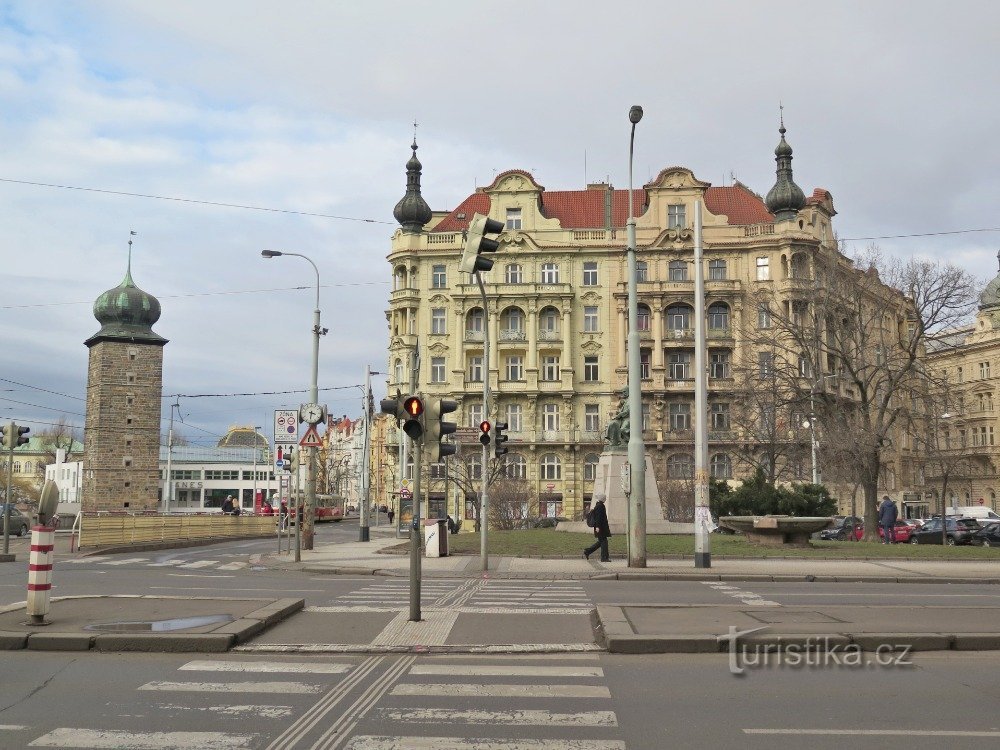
[604,388,629,451]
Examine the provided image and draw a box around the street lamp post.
[625,104,647,568]
[252,425,262,512]
[261,249,324,550]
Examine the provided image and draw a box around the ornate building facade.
[385,127,879,521]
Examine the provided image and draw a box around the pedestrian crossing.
[313,579,593,615]
[58,555,250,572]
[13,653,624,749]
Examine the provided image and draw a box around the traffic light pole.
[360,364,372,542]
[477,272,490,572]
[409,431,423,622]
[3,437,13,555]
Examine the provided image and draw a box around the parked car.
[947,506,1000,525]
[971,524,1000,548]
[818,516,863,541]
[0,506,30,537]
[909,517,980,545]
[878,519,916,543]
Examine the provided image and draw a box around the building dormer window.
[668,204,686,229]
[506,208,522,230]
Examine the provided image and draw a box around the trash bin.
[423,518,449,557]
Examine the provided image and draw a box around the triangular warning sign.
[299,425,323,448]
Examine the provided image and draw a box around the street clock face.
[300,403,325,424]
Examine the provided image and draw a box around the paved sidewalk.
[255,529,1000,584]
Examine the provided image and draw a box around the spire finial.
[779,102,786,135]
[412,119,418,150]
[127,230,137,275]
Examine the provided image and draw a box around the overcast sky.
[1,0,997,446]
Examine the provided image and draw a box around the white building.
[44,448,83,509]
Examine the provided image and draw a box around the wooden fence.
[76,513,276,548]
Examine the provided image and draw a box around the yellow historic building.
[384,126,867,522]
[921,257,1000,514]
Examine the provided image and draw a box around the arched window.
[667,454,693,479]
[584,454,599,482]
[708,303,729,330]
[540,454,561,480]
[24,462,32,474]
[13,462,21,473]
[500,307,525,332]
[539,307,560,333]
[710,453,732,479]
[666,304,691,331]
[637,304,651,332]
[506,454,527,479]
[466,308,485,333]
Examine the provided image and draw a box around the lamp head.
[261,249,283,258]
[628,105,644,124]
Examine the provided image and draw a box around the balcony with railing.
[426,233,459,246]
[499,328,527,342]
[743,223,776,237]
[538,329,562,342]
[390,287,420,302]
[664,328,694,342]
[707,327,734,341]
[464,329,485,343]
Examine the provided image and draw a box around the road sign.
[299,424,323,448]
[274,409,299,445]
[276,459,289,470]
[400,488,412,499]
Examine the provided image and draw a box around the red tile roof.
[430,179,773,233]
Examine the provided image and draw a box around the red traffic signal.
[403,396,424,417]
[479,420,491,446]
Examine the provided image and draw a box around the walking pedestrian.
[583,495,612,562]
[387,507,395,525]
[879,495,898,543]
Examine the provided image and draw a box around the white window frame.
[506,404,522,432]
[584,405,600,433]
[541,263,560,284]
[583,355,599,382]
[468,356,484,383]
[542,355,561,381]
[540,453,561,480]
[506,207,522,230]
[583,306,599,332]
[756,256,770,281]
[430,357,446,383]
[432,264,447,288]
[431,308,446,335]
[543,403,560,431]
[668,204,686,229]
[505,263,522,284]
[505,355,524,381]
[582,261,598,286]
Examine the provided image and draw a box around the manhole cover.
[743,610,845,625]
[85,614,235,632]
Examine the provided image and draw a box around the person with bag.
[583,495,611,562]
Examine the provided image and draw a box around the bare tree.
[34,417,82,470]
[756,244,979,540]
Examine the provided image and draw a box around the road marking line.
[180,660,352,674]
[148,560,185,567]
[27,728,255,748]
[100,557,149,566]
[408,665,603,677]
[345,737,625,749]
[138,681,322,694]
[154,703,293,719]
[744,729,1000,737]
[0,725,27,730]
[216,562,248,571]
[234,643,604,654]
[390,683,611,698]
[177,560,219,569]
[373,708,618,727]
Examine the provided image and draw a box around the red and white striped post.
[26,524,54,625]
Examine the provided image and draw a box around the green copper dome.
[85,265,167,347]
[765,123,806,221]
[980,251,1000,310]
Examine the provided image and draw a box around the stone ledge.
[93,633,235,653]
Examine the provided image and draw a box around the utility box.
[423,518,449,558]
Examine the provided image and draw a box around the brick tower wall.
[83,341,164,512]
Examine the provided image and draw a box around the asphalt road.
[1,649,998,749]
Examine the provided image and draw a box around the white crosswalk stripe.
[59,556,252,572]
[352,655,621,749]
[177,559,221,569]
[28,728,256,749]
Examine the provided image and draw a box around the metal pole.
[409,429,422,622]
[360,365,373,541]
[3,428,14,555]
[625,105,647,568]
[253,426,260,513]
[810,391,819,485]
[165,403,175,513]
[294,458,301,563]
[477,272,491,571]
[693,200,711,568]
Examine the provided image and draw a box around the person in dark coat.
[221,496,234,515]
[584,496,612,562]
[878,495,898,543]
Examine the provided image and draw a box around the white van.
[947,507,1000,525]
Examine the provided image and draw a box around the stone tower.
[82,244,167,512]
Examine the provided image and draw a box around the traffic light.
[493,421,509,458]
[459,213,504,274]
[426,399,458,460]
[479,420,491,446]
[401,395,425,439]
[288,447,299,473]
[1,421,28,450]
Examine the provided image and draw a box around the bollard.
[26,524,54,626]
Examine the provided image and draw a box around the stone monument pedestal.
[558,452,694,535]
